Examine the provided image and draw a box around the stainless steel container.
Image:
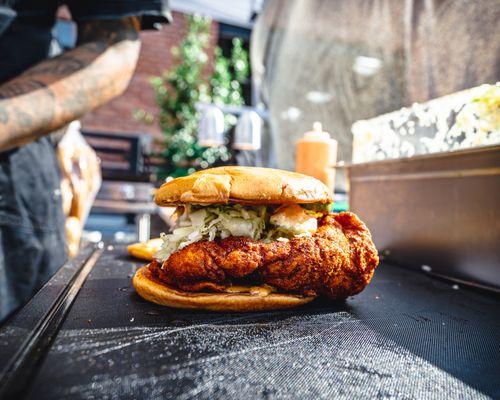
[347,145,500,291]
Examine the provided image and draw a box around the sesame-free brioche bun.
[133,265,315,312]
[155,166,332,206]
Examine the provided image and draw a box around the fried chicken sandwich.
[133,166,379,312]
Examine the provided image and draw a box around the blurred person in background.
[0,0,170,322]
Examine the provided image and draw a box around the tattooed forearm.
[0,17,140,151]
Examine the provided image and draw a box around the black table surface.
[0,244,499,400]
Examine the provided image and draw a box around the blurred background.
[61,0,498,248]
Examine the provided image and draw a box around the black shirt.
[0,0,170,322]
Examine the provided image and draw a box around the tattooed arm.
[0,17,141,151]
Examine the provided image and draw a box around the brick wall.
[81,12,219,141]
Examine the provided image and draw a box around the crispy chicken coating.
[150,212,379,299]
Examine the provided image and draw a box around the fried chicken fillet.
[149,212,379,300]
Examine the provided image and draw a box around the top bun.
[155,166,332,206]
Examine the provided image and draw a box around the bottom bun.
[133,265,316,312]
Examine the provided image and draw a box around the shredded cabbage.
[155,203,323,261]
[155,204,266,260]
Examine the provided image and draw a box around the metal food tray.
[348,145,500,291]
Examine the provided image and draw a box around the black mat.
[1,244,499,399]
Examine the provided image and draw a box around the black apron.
[0,138,67,321]
[0,1,66,322]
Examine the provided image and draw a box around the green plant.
[145,15,249,179]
